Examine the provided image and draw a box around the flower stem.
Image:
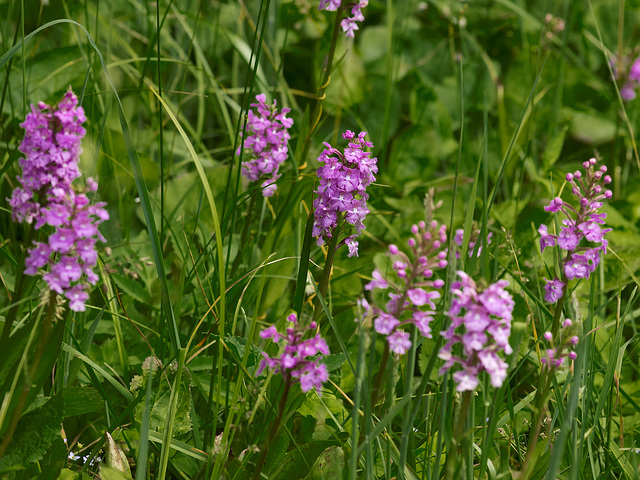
[520,367,551,479]
[443,389,473,479]
[299,3,345,164]
[312,226,341,323]
[231,191,258,278]
[253,378,292,480]
[444,390,473,479]
[521,279,567,479]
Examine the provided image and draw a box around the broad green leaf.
[567,109,617,145]
[0,395,63,472]
[111,274,151,305]
[99,466,133,480]
[61,386,102,418]
[303,446,344,480]
[58,468,94,480]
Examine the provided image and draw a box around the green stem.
[443,389,473,479]
[299,3,345,165]
[312,226,341,323]
[521,274,567,480]
[370,343,390,412]
[231,191,258,278]
[520,367,551,480]
[398,327,418,478]
[253,378,293,480]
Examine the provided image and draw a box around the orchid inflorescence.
[238,93,293,197]
[362,220,448,354]
[257,313,330,395]
[454,226,493,258]
[9,89,108,312]
[611,54,640,101]
[539,157,612,302]
[541,319,578,369]
[439,272,514,392]
[313,130,378,257]
[318,1,369,38]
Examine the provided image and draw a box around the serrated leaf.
[0,395,63,472]
[225,335,259,368]
[35,436,68,480]
[61,386,102,417]
[321,354,346,372]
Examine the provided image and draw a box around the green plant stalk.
[312,224,341,323]
[231,191,258,278]
[521,282,568,479]
[349,317,369,478]
[369,244,425,413]
[398,326,418,478]
[253,378,293,480]
[369,344,390,415]
[0,292,57,458]
[211,255,271,480]
[299,3,345,165]
[443,389,473,479]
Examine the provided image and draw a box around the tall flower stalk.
[0,88,107,458]
[439,272,514,392]
[522,157,612,479]
[361,216,448,409]
[439,273,514,477]
[8,88,108,313]
[253,313,330,479]
[233,93,293,275]
[312,130,377,320]
[237,93,293,198]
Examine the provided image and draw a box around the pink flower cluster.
[362,220,447,354]
[8,89,108,311]
[439,272,514,392]
[611,55,640,101]
[454,227,493,258]
[313,130,378,257]
[238,93,293,197]
[538,158,612,296]
[318,1,369,38]
[541,319,578,369]
[257,313,330,394]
